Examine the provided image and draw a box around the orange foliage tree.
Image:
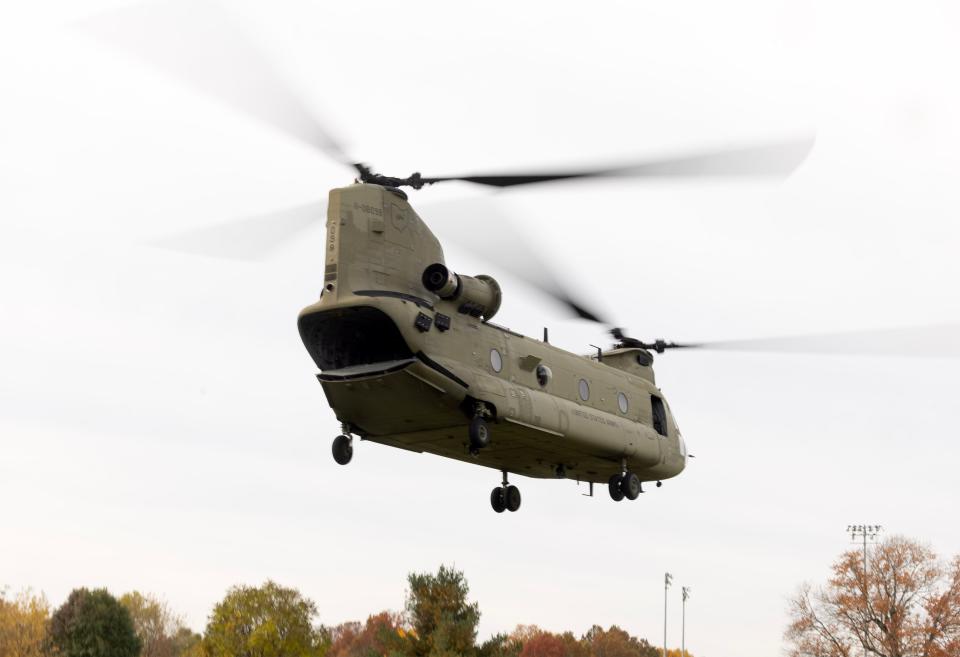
[786,536,960,657]
[326,611,409,657]
[519,631,566,657]
[498,624,661,657]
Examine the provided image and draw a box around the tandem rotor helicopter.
[86,2,956,513]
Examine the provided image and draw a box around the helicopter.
[84,1,958,513]
[294,170,800,514]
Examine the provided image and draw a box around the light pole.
[847,524,883,574]
[664,572,672,657]
[681,587,691,657]
[847,524,882,657]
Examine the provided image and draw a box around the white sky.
[2,2,960,657]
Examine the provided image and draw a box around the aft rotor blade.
[421,138,814,187]
[422,197,610,324]
[151,200,326,260]
[666,324,960,358]
[81,0,352,166]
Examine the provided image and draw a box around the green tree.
[48,588,142,657]
[201,581,326,657]
[0,587,50,657]
[405,565,480,657]
[119,592,199,657]
[478,633,522,657]
[170,627,202,657]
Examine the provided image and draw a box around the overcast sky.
[2,2,960,657]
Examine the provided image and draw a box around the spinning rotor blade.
[82,0,352,167]
[420,138,814,188]
[427,198,960,360]
[670,324,960,358]
[423,197,610,324]
[152,200,326,260]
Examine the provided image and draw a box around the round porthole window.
[578,379,590,401]
[490,348,503,373]
[536,364,552,387]
[617,392,629,414]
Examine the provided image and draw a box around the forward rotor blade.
[421,197,610,324]
[667,324,960,358]
[421,138,814,187]
[82,0,351,166]
[151,200,326,260]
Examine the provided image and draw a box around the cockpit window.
[651,395,668,437]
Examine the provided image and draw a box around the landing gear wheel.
[505,485,521,512]
[608,474,625,501]
[469,416,490,450]
[332,434,353,465]
[490,487,506,513]
[622,471,642,500]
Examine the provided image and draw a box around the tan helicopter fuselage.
[298,183,687,485]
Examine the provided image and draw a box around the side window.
[617,392,629,414]
[651,395,668,437]
[490,348,503,373]
[578,379,590,401]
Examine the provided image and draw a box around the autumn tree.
[518,631,566,657]
[405,565,481,657]
[786,535,960,657]
[326,611,408,657]
[581,625,659,657]
[49,588,142,657]
[120,591,200,657]
[201,581,327,657]
[0,587,50,657]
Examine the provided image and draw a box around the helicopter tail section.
[316,183,445,310]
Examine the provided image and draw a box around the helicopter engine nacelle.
[422,263,502,320]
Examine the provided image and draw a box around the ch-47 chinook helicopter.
[87,1,959,512]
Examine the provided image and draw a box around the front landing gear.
[608,460,643,502]
[490,470,521,513]
[608,474,625,501]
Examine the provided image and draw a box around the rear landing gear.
[490,470,521,513]
[469,416,490,452]
[332,434,353,465]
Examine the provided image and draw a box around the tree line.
[1,565,677,657]
[9,534,957,657]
